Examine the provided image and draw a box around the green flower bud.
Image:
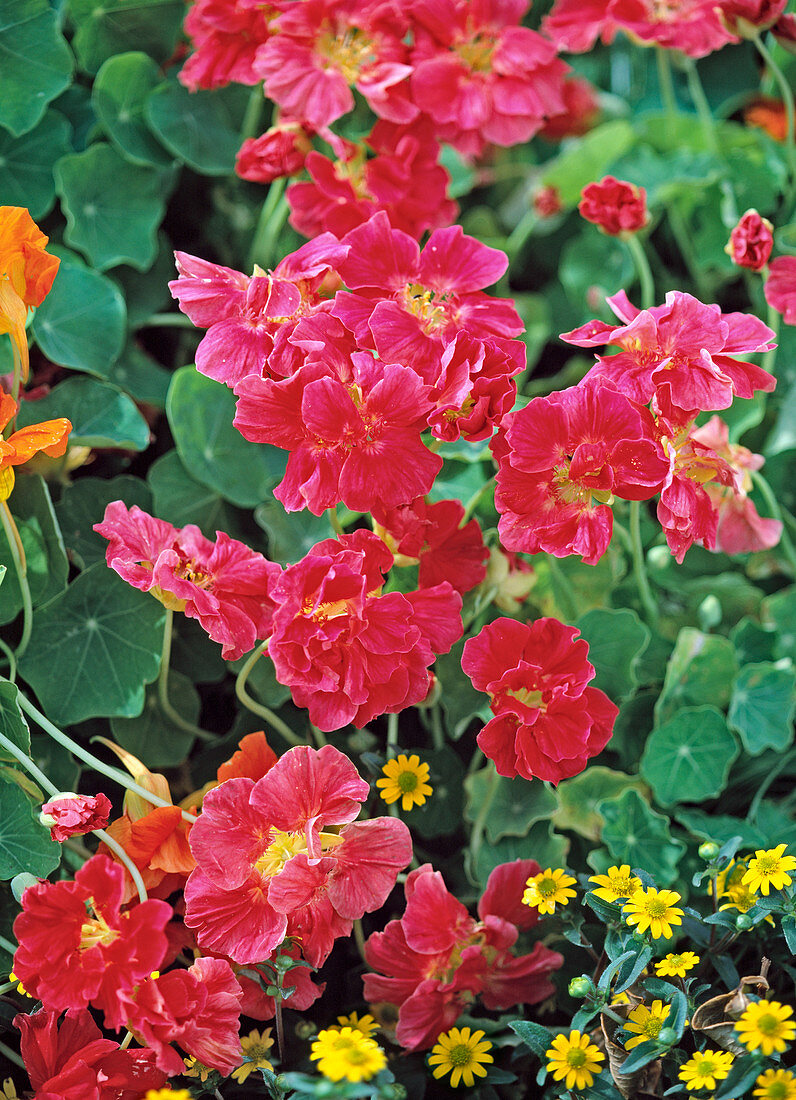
[569,976,594,998]
[657,1027,678,1046]
[698,841,720,861]
[273,954,295,973]
[735,912,754,931]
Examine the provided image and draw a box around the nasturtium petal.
[18,563,166,725]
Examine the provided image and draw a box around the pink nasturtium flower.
[179,0,285,91]
[236,121,314,183]
[726,209,774,271]
[184,745,413,966]
[765,255,796,323]
[94,502,281,661]
[461,616,618,783]
[363,861,563,1049]
[40,793,112,842]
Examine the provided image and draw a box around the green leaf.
[509,1020,552,1059]
[464,769,557,844]
[474,821,569,887]
[0,776,61,879]
[16,377,151,451]
[560,230,634,315]
[31,732,79,793]
[539,121,635,205]
[730,617,776,666]
[0,111,72,217]
[406,746,464,838]
[640,706,739,808]
[0,0,73,137]
[576,608,650,701]
[0,680,30,761]
[110,235,174,327]
[436,638,489,740]
[55,474,153,570]
[32,260,126,376]
[553,768,646,841]
[166,367,287,508]
[0,475,68,624]
[107,343,172,408]
[728,662,796,755]
[110,671,198,767]
[254,501,334,565]
[55,143,171,271]
[654,628,739,726]
[147,450,251,540]
[762,585,796,663]
[145,78,249,174]
[70,0,184,74]
[18,563,166,725]
[92,51,174,167]
[598,789,686,886]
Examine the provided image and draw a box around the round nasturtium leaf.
[0,778,61,880]
[16,377,151,452]
[0,0,74,138]
[92,51,174,167]
[640,705,739,808]
[728,662,796,755]
[576,607,650,701]
[598,789,686,886]
[0,111,71,218]
[32,262,126,377]
[145,79,249,175]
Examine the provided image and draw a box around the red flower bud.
[533,185,563,219]
[725,209,774,271]
[578,176,648,236]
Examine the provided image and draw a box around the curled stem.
[235,641,305,746]
[753,32,796,203]
[0,501,33,659]
[94,828,148,904]
[0,636,17,682]
[629,501,659,627]
[158,609,214,742]
[16,693,196,823]
[624,234,655,311]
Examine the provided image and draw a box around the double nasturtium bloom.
[0,393,72,502]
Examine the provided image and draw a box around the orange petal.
[0,279,29,380]
[5,418,72,465]
[0,207,60,307]
[217,730,278,784]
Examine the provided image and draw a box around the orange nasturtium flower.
[0,207,60,379]
[0,393,72,501]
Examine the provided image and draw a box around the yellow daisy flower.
[2,1080,19,1100]
[428,1026,494,1088]
[310,1026,386,1083]
[655,951,700,978]
[742,844,796,895]
[623,887,683,939]
[231,1027,275,1083]
[735,1000,796,1056]
[716,859,759,913]
[545,1030,605,1090]
[623,999,671,1050]
[754,1068,796,1099]
[7,972,28,997]
[182,1056,212,1082]
[376,754,433,811]
[336,1012,379,1038]
[678,1049,734,1090]
[522,867,577,915]
[589,865,642,903]
[143,1091,193,1100]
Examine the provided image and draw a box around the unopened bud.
[569,976,594,999]
[657,1027,678,1047]
[698,841,720,861]
[735,912,754,931]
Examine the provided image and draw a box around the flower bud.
[725,209,774,271]
[273,953,295,973]
[579,176,648,237]
[735,912,754,931]
[533,185,563,219]
[569,976,594,998]
[717,0,787,37]
[657,1026,678,1047]
[698,841,721,861]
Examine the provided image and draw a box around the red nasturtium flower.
[363,862,563,1049]
[265,530,462,730]
[14,1005,167,1100]
[765,255,796,323]
[579,176,648,236]
[179,0,284,91]
[40,792,112,842]
[236,121,314,183]
[184,745,413,966]
[726,209,774,271]
[461,617,618,783]
[0,393,72,501]
[716,0,788,35]
[13,855,172,1029]
[94,501,281,660]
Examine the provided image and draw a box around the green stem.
[0,979,15,994]
[0,1039,24,1070]
[248,178,288,271]
[469,763,498,863]
[387,712,399,753]
[656,47,678,118]
[751,471,796,574]
[240,82,265,144]
[430,704,445,750]
[328,505,344,538]
[753,32,796,203]
[505,208,537,262]
[0,636,17,682]
[0,729,59,796]
[463,475,495,524]
[629,501,659,627]
[667,201,712,298]
[683,58,720,157]
[16,694,197,822]
[0,934,17,956]
[235,642,305,746]
[309,722,328,748]
[763,298,780,379]
[748,749,796,824]
[140,313,196,329]
[0,501,32,659]
[157,609,214,742]
[94,827,148,904]
[353,918,367,963]
[546,557,578,624]
[624,234,655,311]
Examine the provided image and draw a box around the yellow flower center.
[757,1012,782,1035]
[301,596,353,624]
[449,1044,473,1067]
[402,284,449,331]
[537,876,559,897]
[642,1017,664,1040]
[610,874,636,894]
[255,828,343,879]
[510,687,545,709]
[79,912,118,951]
[644,896,669,918]
[765,1082,789,1100]
[455,34,496,72]
[695,1059,718,1079]
[397,770,419,793]
[756,853,780,873]
[316,27,376,83]
[566,1048,587,1067]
